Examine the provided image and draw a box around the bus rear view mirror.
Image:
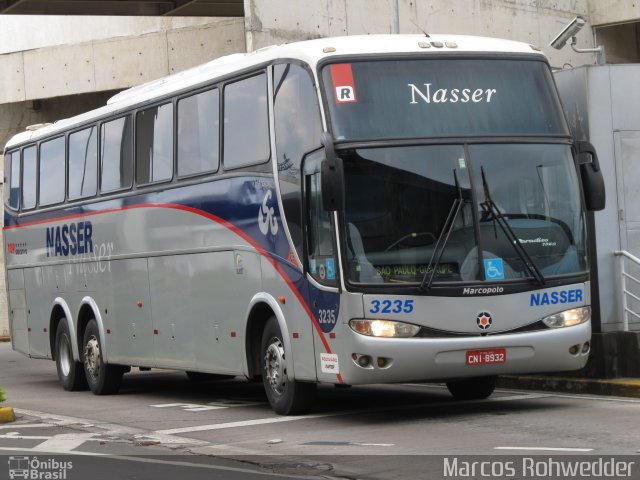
[576,141,605,211]
[321,132,344,211]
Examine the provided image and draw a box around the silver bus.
[3,35,605,414]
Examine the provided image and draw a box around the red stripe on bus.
[5,202,344,383]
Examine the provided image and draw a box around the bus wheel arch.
[49,300,76,361]
[245,295,294,381]
[50,300,88,391]
[245,301,276,379]
[76,297,109,364]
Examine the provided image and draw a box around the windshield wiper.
[480,166,545,285]
[420,170,464,291]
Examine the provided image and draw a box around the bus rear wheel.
[261,316,316,415]
[82,319,124,395]
[55,319,88,391]
[446,376,497,400]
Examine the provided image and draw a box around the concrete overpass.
[0,0,243,16]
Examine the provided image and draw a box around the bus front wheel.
[82,319,123,395]
[446,376,497,400]
[55,319,88,391]
[260,316,316,415]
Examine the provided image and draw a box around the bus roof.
[5,34,545,151]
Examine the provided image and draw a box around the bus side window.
[306,170,337,286]
[22,146,37,210]
[177,88,219,177]
[223,73,270,169]
[39,136,65,206]
[68,126,98,200]
[274,63,322,262]
[7,151,20,209]
[136,103,173,184]
[100,116,133,192]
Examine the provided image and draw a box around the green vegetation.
[0,387,5,403]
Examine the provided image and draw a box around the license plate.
[466,348,506,365]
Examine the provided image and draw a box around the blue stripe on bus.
[4,176,342,339]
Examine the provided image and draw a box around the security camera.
[550,16,586,50]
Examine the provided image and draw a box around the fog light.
[582,342,590,354]
[569,345,579,355]
[377,357,388,368]
[358,355,371,367]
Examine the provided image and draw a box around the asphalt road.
[1,342,639,480]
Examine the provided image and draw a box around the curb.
[498,375,640,398]
[0,406,16,423]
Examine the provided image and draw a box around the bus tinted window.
[322,59,568,140]
[223,73,269,169]
[100,116,133,192]
[136,103,174,184]
[39,136,65,206]
[69,126,98,200]
[177,88,219,177]
[22,146,37,209]
[274,64,322,260]
[8,151,20,209]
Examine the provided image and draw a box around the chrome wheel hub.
[84,335,100,380]
[264,337,286,396]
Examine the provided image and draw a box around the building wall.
[0,16,217,54]
[244,0,596,69]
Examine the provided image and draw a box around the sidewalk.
[498,375,640,398]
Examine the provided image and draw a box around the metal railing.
[614,250,640,331]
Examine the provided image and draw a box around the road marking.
[544,393,640,403]
[150,403,227,412]
[0,434,50,440]
[32,433,97,453]
[156,393,547,435]
[495,446,594,452]
[0,423,54,430]
[305,441,394,447]
[15,408,208,446]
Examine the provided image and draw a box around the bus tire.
[261,316,316,415]
[185,371,235,382]
[446,376,497,400]
[55,320,88,391]
[82,318,123,395]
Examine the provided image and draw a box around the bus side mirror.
[321,132,344,211]
[576,141,605,211]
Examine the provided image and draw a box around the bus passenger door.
[303,152,341,378]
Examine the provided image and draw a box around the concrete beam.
[0,18,245,104]
[589,0,640,27]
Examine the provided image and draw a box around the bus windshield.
[321,58,568,139]
[340,144,586,285]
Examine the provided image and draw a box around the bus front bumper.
[329,320,591,385]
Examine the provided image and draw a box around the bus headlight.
[349,319,420,338]
[542,306,591,328]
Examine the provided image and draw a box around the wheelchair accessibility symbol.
[483,258,505,280]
